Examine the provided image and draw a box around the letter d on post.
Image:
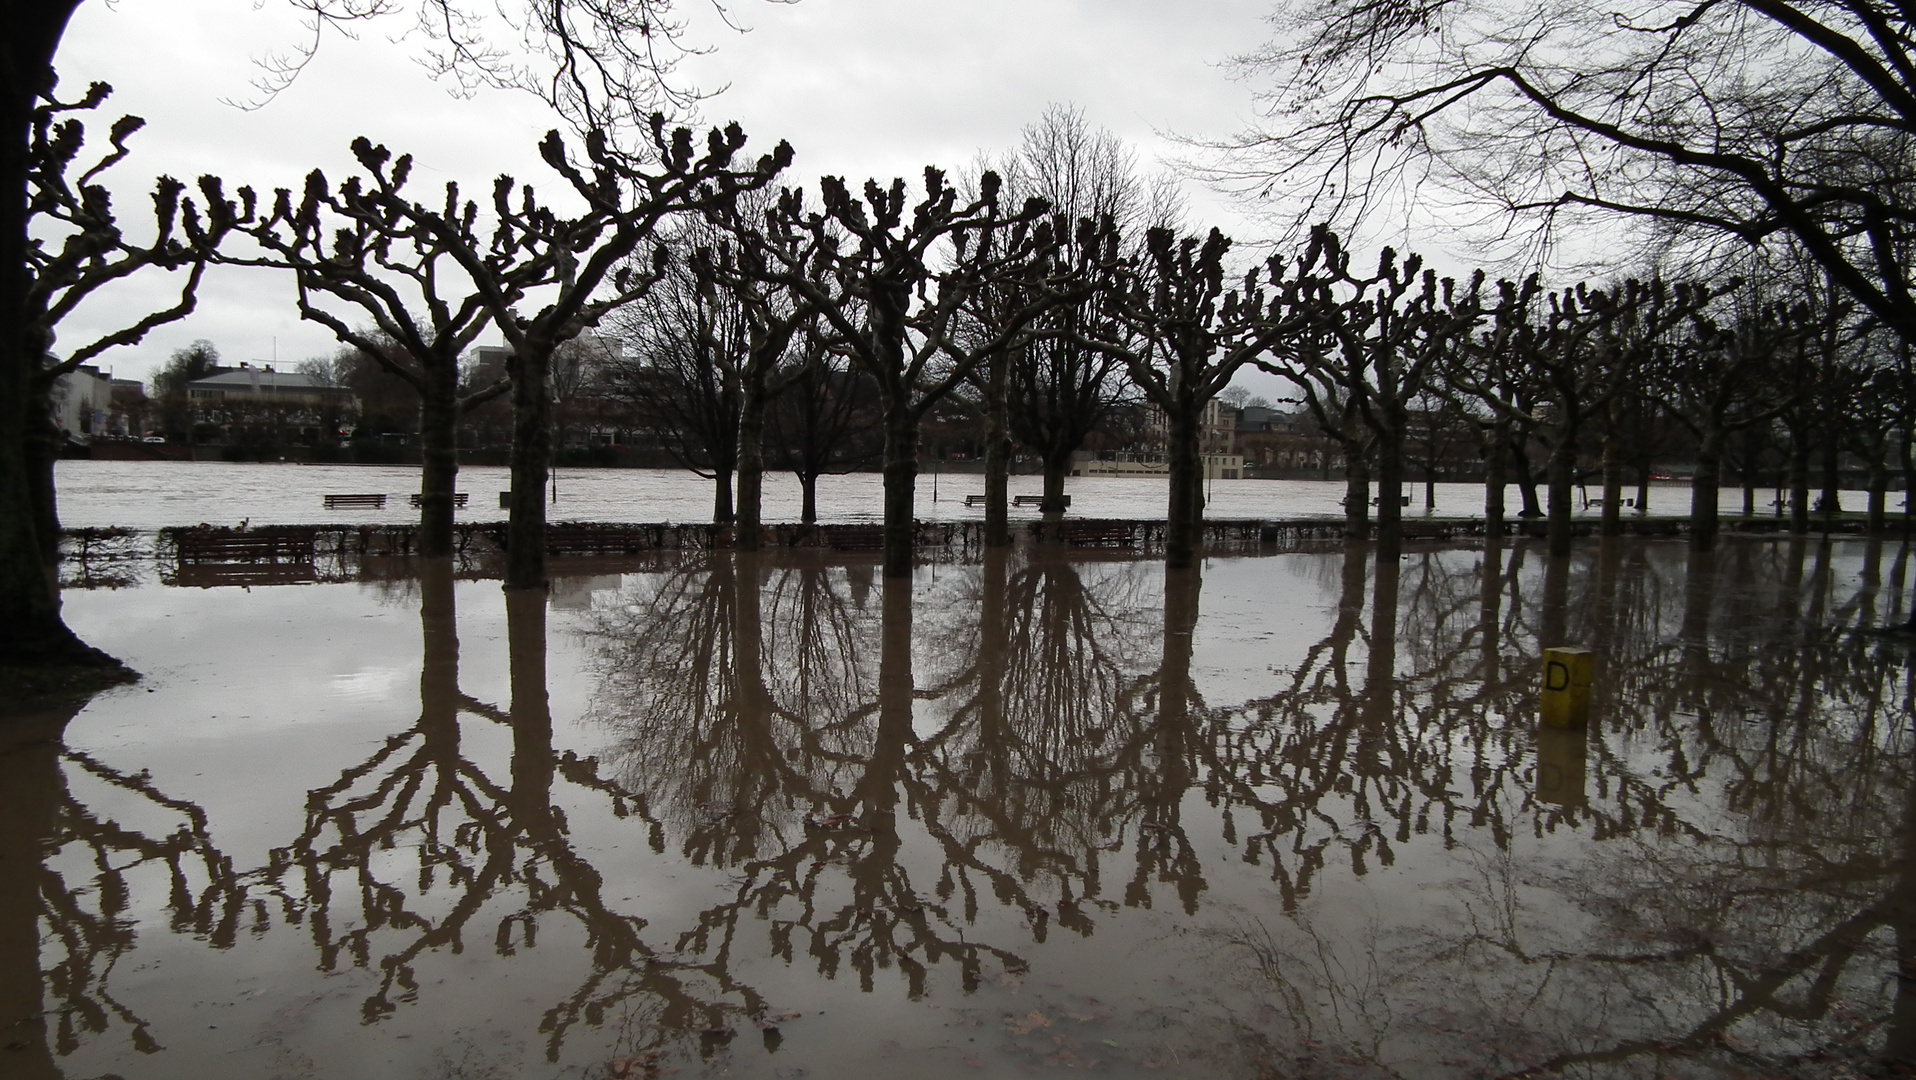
[1539,646,1594,729]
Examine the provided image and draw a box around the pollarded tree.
[1083,227,1319,569]
[244,159,516,558]
[724,169,1057,576]
[964,106,1178,537]
[9,81,238,668]
[346,120,789,590]
[1274,238,1486,560]
[1649,299,1804,550]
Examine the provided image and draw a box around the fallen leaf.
[1006,1011,1052,1036]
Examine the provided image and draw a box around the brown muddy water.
[7,537,1916,1079]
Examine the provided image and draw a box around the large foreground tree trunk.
[504,347,551,592]
[0,2,113,667]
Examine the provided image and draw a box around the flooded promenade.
[49,459,1840,530]
[7,531,1914,1078]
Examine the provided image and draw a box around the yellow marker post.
[1540,646,1594,729]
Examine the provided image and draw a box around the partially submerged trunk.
[417,367,459,559]
[736,390,766,551]
[1788,433,1812,534]
[799,471,819,525]
[881,405,918,578]
[1869,454,1890,534]
[1482,421,1508,540]
[1373,423,1405,562]
[982,352,1011,547]
[1041,449,1071,514]
[0,3,110,669]
[504,345,552,592]
[1344,451,1370,541]
[1599,420,1624,538]
[1165,406,1204,570]
[1690,431,1723,552]
[1545,429,1576,557]
[712,467,735,525]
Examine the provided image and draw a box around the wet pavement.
[6,536,1916,1078]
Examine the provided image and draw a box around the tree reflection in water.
[252,561,770,1064]
[587,548,1175,993]
[1,704,244,1077]
[1199,538,1916,1076]
[18,538,1916,1077]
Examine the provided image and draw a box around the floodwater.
[8,536,1916,1078]
[50,459,1858,529]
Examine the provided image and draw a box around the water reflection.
[0,704,243,1076]
[21,538,1916,1076]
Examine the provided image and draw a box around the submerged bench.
[545,525,655,556]
[964,494,988,507]
[1058,520,1135,546]
[175,526,317,564]
[323,493,387,509]
[408,492,469,508]
[819,524,888,551]
[1012,494,1071,508]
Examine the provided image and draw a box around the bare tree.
[721,170,1055,576]
[1081,227,1316,568]
[5,81,235,669]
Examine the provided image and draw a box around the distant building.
[186,363,358,448]
[50,364,114,441]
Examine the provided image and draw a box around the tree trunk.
[712,466,735,525]
[1513,437,1544,521]
[1483,421,1508,540]
[1635,461,1651,516]
[799,471,819,525]
[1691,430,1723,552]
[1869,453,1889,534]
[982,351,1011,546]
[881,405,918,578]
[1344,448,1370,541]
[736,388,766,551]
[1166,404,1203,570]
[1819,437,1843,522]
[417,368,459,559]
[1788,433,1812,534]
[1600,420,1624,538]
[1041,450,1071,514]
[504,345,551,591]
[1374,421,1405,562]
[1546,428,1576,557]
[0,1,99,668]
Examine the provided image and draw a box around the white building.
[50,364,113,441]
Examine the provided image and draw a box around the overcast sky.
[53,0,1289,392]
